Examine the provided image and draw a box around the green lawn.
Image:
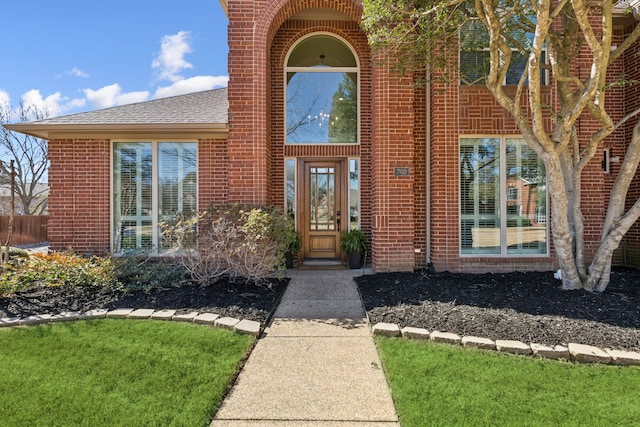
[376,337,640,427]
[0,319,253,427]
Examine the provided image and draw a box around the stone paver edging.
[0,309,262,336]
[372,322,640,366]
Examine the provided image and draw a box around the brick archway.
[259,0,363,44]
[226,0,363,206]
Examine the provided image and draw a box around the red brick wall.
[430,66,464,272]
[47,139,111,254]
[198,138,229,209]
[413,77,427,267]
[370,55,416,272]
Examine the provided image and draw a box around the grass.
[376,337,640,427]
[0,319,253,427]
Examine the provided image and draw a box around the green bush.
[111,252,190,291]
[0,250,190,297]
[0,251,118,296]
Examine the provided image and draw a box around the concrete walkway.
[211,269,400,426]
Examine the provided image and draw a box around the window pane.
[460,138,500,254]
[459,20,546,87]
[158,142,197,252]
[287,72,357,144]
[287,35,357,67]
[460,51,489,85]
[286,159,296,220]
[349,159,360,230]
[113,143,152,252]
[505,139,547,254]
[505,52,527,85]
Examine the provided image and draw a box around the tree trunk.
[2,160,16,264]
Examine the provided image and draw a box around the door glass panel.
[349,159,360,230]
[310,167,335,231]
[285,159,296,220]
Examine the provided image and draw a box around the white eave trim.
[4,122,229,140]
[219,0,228,17]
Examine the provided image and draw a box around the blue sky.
[1,0,229,121]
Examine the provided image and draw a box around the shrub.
[0,251,118,295]
[0,250,191,297]
[111,251,190,292]
[160,204,293,285]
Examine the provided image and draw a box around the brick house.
[6,0,640,273]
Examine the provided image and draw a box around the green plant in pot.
[340,228,366,269]
[284,224,301,269]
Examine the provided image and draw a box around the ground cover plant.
[0,251,288,323]
[0,319,253,426]
[377,337,640,427]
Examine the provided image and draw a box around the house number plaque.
[394,167,410,176]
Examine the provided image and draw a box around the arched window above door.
[285,34,359,144]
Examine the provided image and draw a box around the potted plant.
[284,225,301,269]
[340,228,366,269]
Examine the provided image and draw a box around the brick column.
[371,59,416,272]
[226,0,270,205]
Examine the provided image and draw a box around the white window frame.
[111,140,198,254]
[459,135,549,257]
[284,32,361,145]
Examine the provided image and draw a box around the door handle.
[337,218,341,232]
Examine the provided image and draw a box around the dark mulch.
[0,279,289,325]
[4,267,640,352]
[356,268,640,352]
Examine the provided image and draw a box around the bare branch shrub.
[160,204,292,286]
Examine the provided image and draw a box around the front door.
[300,159,346,260]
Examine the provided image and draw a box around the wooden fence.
[0,215,48,246]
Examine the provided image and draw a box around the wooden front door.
[300,159,347,260]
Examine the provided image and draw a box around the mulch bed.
[0,279,289,325]
[355,268,640,352]
[4,268,640,353]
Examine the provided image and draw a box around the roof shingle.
[31,88,228,125]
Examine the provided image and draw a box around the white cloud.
[83,84,150,109]
[0,89,10,107]
[68,67,90,78]
[152,31,194,83]
[4,30,226,118]
[20,89,85,117]
[154,75,229,99]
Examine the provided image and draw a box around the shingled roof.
[4,87,228,139]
